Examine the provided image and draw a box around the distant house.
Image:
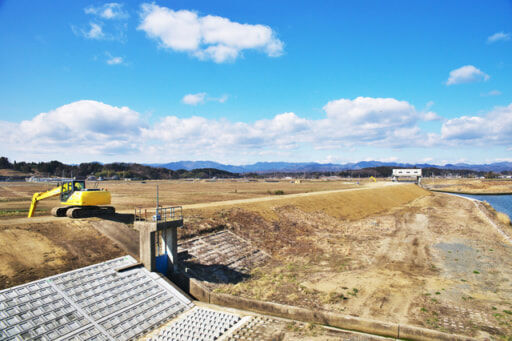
[392,169,422,184]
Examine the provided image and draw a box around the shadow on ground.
[99,213,134,224]
[178,251,249,285]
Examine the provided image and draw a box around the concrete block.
[398,324,476,341]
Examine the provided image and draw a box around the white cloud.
[107,56,123,65]
[6,98,512,163]
[487,32,511,44]
[315,97,425,147]
[0,100,145,159]
[85,3,129,20]
[145,97,430,154]
[106,52,124,65]
[73,3,128,42]
[441,103,512,145]
[80,22,105,39]
[137,3,284,63]
[72,21,127,41]
[481,89,502,97]
[182,93,207,105]
[182,93,229,105]
[214,94,229,103]
[422,111,442,121]
[446,65,490,85]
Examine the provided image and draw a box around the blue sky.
[0,0,511,165]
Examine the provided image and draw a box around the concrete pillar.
[136,219,183,275]
[164,226,178,273]
[137,222,157,272]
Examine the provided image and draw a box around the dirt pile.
[0,220,126,289]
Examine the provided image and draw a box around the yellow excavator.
[28,180,115,218]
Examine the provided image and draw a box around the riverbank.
[428,188,512,195]
[422,178,512,195]
[442,192,512,245]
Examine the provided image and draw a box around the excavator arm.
[28,186,61,218]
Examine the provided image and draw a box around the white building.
[392,169,422,177]
[392,169,422,184]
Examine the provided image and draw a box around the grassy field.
[0,179,360,218]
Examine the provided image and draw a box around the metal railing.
[134,206,183,222]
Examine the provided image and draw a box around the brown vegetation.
[0,179,360,218]
[185,187,512,339]
[423,178,512,194]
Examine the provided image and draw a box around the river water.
[456,193,512,218]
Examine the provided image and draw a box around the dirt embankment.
[0,220,128,290]
[184,185,512,339]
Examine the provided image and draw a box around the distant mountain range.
[149,161,512,173]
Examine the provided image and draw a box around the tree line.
[0,157,238,180]
[0,156,497,180]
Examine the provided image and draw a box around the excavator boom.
[27,186,62,218]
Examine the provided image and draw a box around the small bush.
[274,190,285,195]
[497,212,511,226]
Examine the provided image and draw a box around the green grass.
[0,208,49,217]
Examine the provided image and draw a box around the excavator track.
[50,206,115,218]
[66,206,115,218]
[51,207,68,217]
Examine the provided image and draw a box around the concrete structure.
[0,256,193,340]
[177,230,269,289]
[146,307,246,341]
[392,168,422,184]
[137,207,184,275]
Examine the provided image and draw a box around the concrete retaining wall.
[181,276,474,341]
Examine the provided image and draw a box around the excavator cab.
[60,180,85,202]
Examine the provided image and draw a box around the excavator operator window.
[61,181,74,202]
[74,181,85,191]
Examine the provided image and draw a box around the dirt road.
[179,181,399,210]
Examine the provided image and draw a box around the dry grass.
[0,179,360,218]
[0,169,32,177]
[481,201,512,228]
[206,191,512,337]
[193,184,430,222]
[497,212,511,226]
[423,178,512,194]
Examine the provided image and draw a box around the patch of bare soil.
[0,220,126,289]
